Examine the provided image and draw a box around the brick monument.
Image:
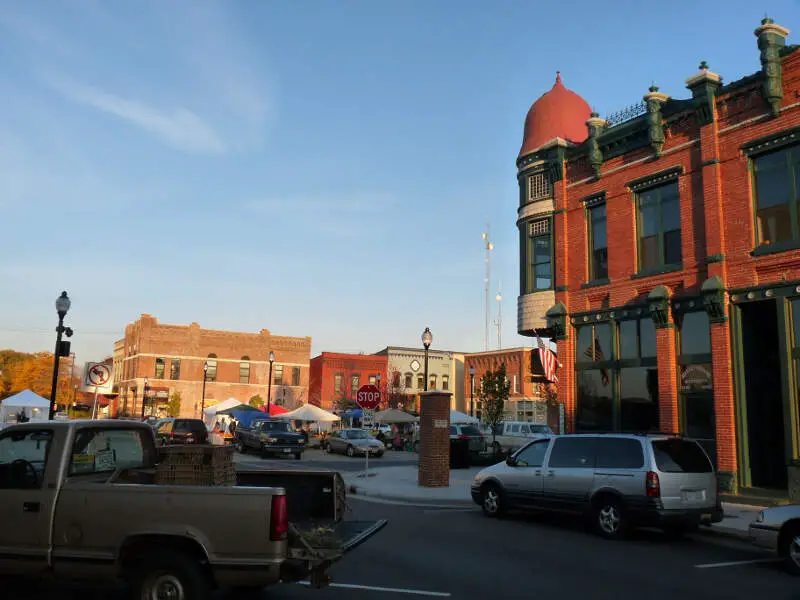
[417,390,452,488]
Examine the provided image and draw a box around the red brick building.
[308,353,388,411]
[114,315,311,418]
[515,18,800,497]
[464,348,556,426]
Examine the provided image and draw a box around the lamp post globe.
[267,351,276,416]
[421,327,432,392]
[55,291,71,317]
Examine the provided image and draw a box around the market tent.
[226,409,270,428]
[375,409,417,424]
[216,404,258,415]
[0,390,50,423]
[276,403,340,422]
[258,404,289,416]
[450,409,479,424]
[202,397,242,428]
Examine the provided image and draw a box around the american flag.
[536,336,558,383]
[584,337,610,386]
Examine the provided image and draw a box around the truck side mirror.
[506,455,517,467]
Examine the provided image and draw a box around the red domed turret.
[519,72,593,157]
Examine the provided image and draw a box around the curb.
[693,524,750,542]
[345,482,475,507]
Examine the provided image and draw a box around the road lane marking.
[694,558,781,569]
[297,581,451,596]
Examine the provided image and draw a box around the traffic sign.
[82,362,114,394]
[356,384,381,410]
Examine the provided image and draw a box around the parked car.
[450,424,485,454]
[750,504,800,575]
[490,421,553,453]
[471,433,723,539]
[326,428,384,457]
[0,420,386,598]
[234,419,305,459]
[154,418,208,446]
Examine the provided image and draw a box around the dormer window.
[528,172,553,202]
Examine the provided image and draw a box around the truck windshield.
[69,428,154,476]
[258,421,292,433]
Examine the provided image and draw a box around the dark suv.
[234,419,305,459]
[154,418,209,446]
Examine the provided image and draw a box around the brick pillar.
[418,391,452,488]
[711,320,737,493]
[556,335,575,433]
[656,325,679,433]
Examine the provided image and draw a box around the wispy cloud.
[43,75,227,154]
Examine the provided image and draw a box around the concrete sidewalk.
[344,465,762,539]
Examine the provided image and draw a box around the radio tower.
[482,226,493,351]
[493,281,503,349]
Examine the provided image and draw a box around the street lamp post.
[200,362,209,416]
[140,377,149,419]
[376,373,382,408]
[469,366,476,416]
[266,351,275,416]
[49,292,73,420]
[422,327,432,392]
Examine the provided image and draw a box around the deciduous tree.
[479,363,510,448]
[167,392,182,417]
[249,394,264,408]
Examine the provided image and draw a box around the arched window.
[206,353,218,382]
[442,375,449,391]
[240,356,250,384]
[404,373,413,389]
[417,375,424,390]
[429,374,437,389]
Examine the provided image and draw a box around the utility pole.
[482,225,493,352]
[494,281,503,350]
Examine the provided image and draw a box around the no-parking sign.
[82,362,114,394]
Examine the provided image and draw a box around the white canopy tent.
[375,409,417,424]
[0,390,51,423]
[450,409,479,424]
[202,397,242,428]
[275,404,340,423]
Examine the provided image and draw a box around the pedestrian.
[229,419,237,437]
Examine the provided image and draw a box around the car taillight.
[646,471,660,498]
[270,495,288,541]
[170,432,174,439]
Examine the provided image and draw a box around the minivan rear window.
[459,425,481,436]
[652,439,712,473]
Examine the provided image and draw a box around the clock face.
[410,359,421,372]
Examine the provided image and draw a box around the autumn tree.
[386,369,404,409]
[167,392,182,417]
[249,394,264,408]
[479,363,511,447]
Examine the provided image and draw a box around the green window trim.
[626,165,684,192]
[750,143,800,250]
[634,181,682,274]
[522,216,554,293]
[741,126,800,157]
[586,198,608,283]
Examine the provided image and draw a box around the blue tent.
[343,409,363,419]
[227,409,270,428]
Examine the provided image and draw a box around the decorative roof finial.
[699,60,709,71]
[762,14,773,25]
[555,71,562,85]
[649,82,659,93]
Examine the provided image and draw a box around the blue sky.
[0,0,796,363]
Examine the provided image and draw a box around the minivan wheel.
[594,497,626,539]
[481,483,505,518]
[780,524,800,575]
[346,445,355,457]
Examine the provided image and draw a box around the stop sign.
[356,384,381,410]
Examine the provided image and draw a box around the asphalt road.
[7,498,800,599]
[235,447,419,472]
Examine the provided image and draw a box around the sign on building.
[82,362,114,394]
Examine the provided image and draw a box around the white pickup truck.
[0,419,385,599]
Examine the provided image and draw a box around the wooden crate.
[155,444,235,486]
[154,462,236,486]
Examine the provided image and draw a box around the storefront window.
[576,370,613,431]
[620,366,659,432]
[619,318,656,360]
[680,311,711,355]
[678,311,715,466]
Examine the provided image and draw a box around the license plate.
[681,490,705,502]
[283,448,292,454]
[700,513,712,522]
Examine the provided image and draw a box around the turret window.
[524,218,553,292]
[528,172,553,202]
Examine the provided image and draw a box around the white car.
[750,504,800,575]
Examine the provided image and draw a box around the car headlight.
[755,511,765,523]
[266,437,278,444]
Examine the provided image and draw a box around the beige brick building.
[113,315,311,418]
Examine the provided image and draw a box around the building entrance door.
[740,299,787,489]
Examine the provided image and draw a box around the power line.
[0,327,120,336]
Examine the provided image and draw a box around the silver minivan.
[471,433,723,539]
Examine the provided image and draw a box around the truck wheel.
[346,445,355,457]
[233,439,244,453]
[132,551,209,600]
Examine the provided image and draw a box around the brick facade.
[114,314,311,418]
[308,353,388,411]
[463,347,552,420]
[516,19,800,494]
